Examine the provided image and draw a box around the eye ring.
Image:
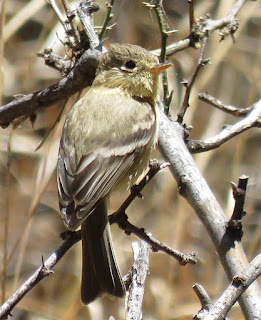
[124,60,136,69]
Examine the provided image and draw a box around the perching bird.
[57,43,171,304]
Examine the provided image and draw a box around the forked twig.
[194,254,261,319]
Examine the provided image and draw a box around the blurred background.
[0,0,260,319]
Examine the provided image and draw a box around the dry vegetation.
[0,0,261,319]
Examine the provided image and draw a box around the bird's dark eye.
[124,60,136,69]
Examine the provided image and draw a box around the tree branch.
[0,1,260,318]
[125,241,150,320]
[157,103,261,318]
[99,0,115,41]
[198,93,254,117]
[193,283,214,319]
[110,210,196,266]
[0,0,251,128]
[0,161,195,318]
[76,1,100,50]
[152,0,247,57]
[0,49,101,128]
[194,253,261,320]
[187,99,261,153]
[226,176,249,242]
[0,231,81,320]
[177,36,210,123]
[109,161,197,266]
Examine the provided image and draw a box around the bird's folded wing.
[57,94,156,230]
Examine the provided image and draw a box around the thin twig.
[61,0,81,45]
[154,0,167,63]
[0,231,81,320]
[198,93,254,117]
[177,36,209,123]
[109,161,197,265]
[193,283,213,308]
[48,0,66,30]
[151,0,248,57]
[193,283,213,319]
[2,129,13,303]
[188,0,196,32]
[230,176,248,222]
[152,0,174,114]
[113,161,170,214]
[48,0,80,51]
[187,99,261,153]
[37,48,73,75]
[226,176,249,243]
[99,0,115,41]
[110,211,197,265]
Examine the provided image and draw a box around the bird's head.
[93,44,172,100]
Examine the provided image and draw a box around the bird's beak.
[149,62,173,73]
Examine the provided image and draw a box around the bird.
[57,43,172,304]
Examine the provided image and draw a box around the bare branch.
[152,0,248,57]
[177,36,210,123]
[188,99,261,153]
[110,211,196,265]
[225,176,249,242]
[194,253,261,320]
[230,176,248,222]
[61,0,81,46]
[157,103,261,318]
[0,0,250,127]
[153,0,168,63]
[48,0,80,50]
[125,241,150,320]
[37,48,73,75]
[76,1,100,50]
[0,49,101,128]
[151,0,175,114]
[113,161,169,214]
[198,93,254,117]
[109,161,197,265]
[0,231,81,319]
[0,160,195,318]
[193,283,214,319]
[151,38,191,57]
[188,0,196,33]
[48,0,67,31]
[99,0,115,41]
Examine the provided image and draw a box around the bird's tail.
[81,200,125,304]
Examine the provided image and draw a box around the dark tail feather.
[81,200,125,304]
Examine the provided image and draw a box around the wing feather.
[57,90,157,230]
